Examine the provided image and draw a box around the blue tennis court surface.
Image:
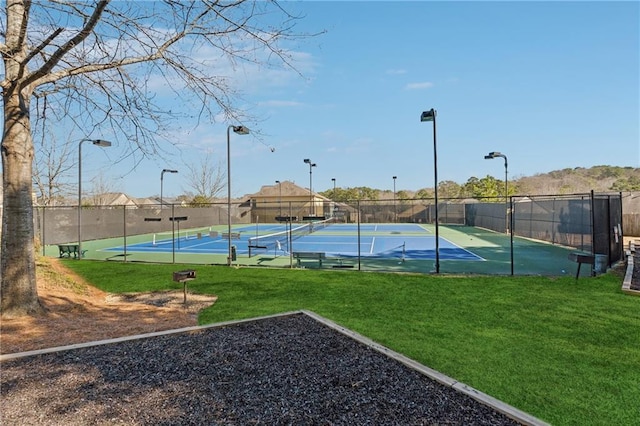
[105,223,483,261]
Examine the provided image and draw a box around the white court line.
[418,224,433,234]
[440,236,485,261]
[185,240,221,249]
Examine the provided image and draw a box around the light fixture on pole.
[303,158,316,216]
[160,169,178,209]
[484,151,509,233]
[332,178,336,195]
[393,176,397,223]
[227,125,250,266]
[275,180,282,218]
[78,139,112,259]
[420,108,440,273]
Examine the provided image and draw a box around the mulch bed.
[1,312,528,425]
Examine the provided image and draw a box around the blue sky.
[83,1,639,199]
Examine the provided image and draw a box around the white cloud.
[405,82,434,90]
[258,100,305,108]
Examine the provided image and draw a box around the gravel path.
[1,312,533,425]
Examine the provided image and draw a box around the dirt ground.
[0,258,217,355]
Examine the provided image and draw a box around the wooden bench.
[293,251,325,267]
[568,252,595,279]
[58,244,86,259]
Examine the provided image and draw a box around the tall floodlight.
[160,169,178,209]
[420,108,440,273]
[393,176,397,223]
[331,178,337,219]
[484,151,509,232]
[227,125,250,266]
[78,139,112,259]
[276,180,282,217]
[303,158,316,216]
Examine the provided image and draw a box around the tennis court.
[103,222,482,262]
[40,193,622,276]
[48,219,595,275]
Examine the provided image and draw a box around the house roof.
[250,181,332,201]
[91,192,137,206]
[134,197,160,206]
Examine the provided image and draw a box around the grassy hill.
[514,165,640,195]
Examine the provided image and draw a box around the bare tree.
[32,135,77,206]
[30,85,82,206]
[87,172,121,206]
[183,153,225,203]
[1,1,316,316]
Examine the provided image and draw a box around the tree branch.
[24,0,109,87]
[23,26,63,65]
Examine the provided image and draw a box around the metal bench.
[58,244,87,259]
[293,251,325,267]
[222,232,241,240]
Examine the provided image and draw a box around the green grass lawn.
[62,260,640,426]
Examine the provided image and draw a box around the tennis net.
[247,218,335,257]
[152,227,214,246]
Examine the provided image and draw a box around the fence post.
[510,196,514,276]
[123,205,127,262]
[590,190,596,259]
[289,201,293,268]
[172,203,176,264]
[41,207,46,256]
[357,199,361,271]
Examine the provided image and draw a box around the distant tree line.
[319,166,640,202]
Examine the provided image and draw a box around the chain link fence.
[36,192,623,276]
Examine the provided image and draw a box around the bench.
[276,215,297,222]
[568,252,595,279]
[58,244,87,259]
[293,251,325,267]
[222,232,241,240]
[247,244,268,258]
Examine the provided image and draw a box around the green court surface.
[45,224,598,277]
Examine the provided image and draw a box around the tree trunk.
[1,85,42,317]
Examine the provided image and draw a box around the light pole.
[78,139,111,259]
[331,178,337,219]
[227,125,250,266]
[160,169,178,209]
[276,180,282,218]
[484,151,509,233]
[420,108,440,273]
[303,158,316,216]
[393,175,397,223]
